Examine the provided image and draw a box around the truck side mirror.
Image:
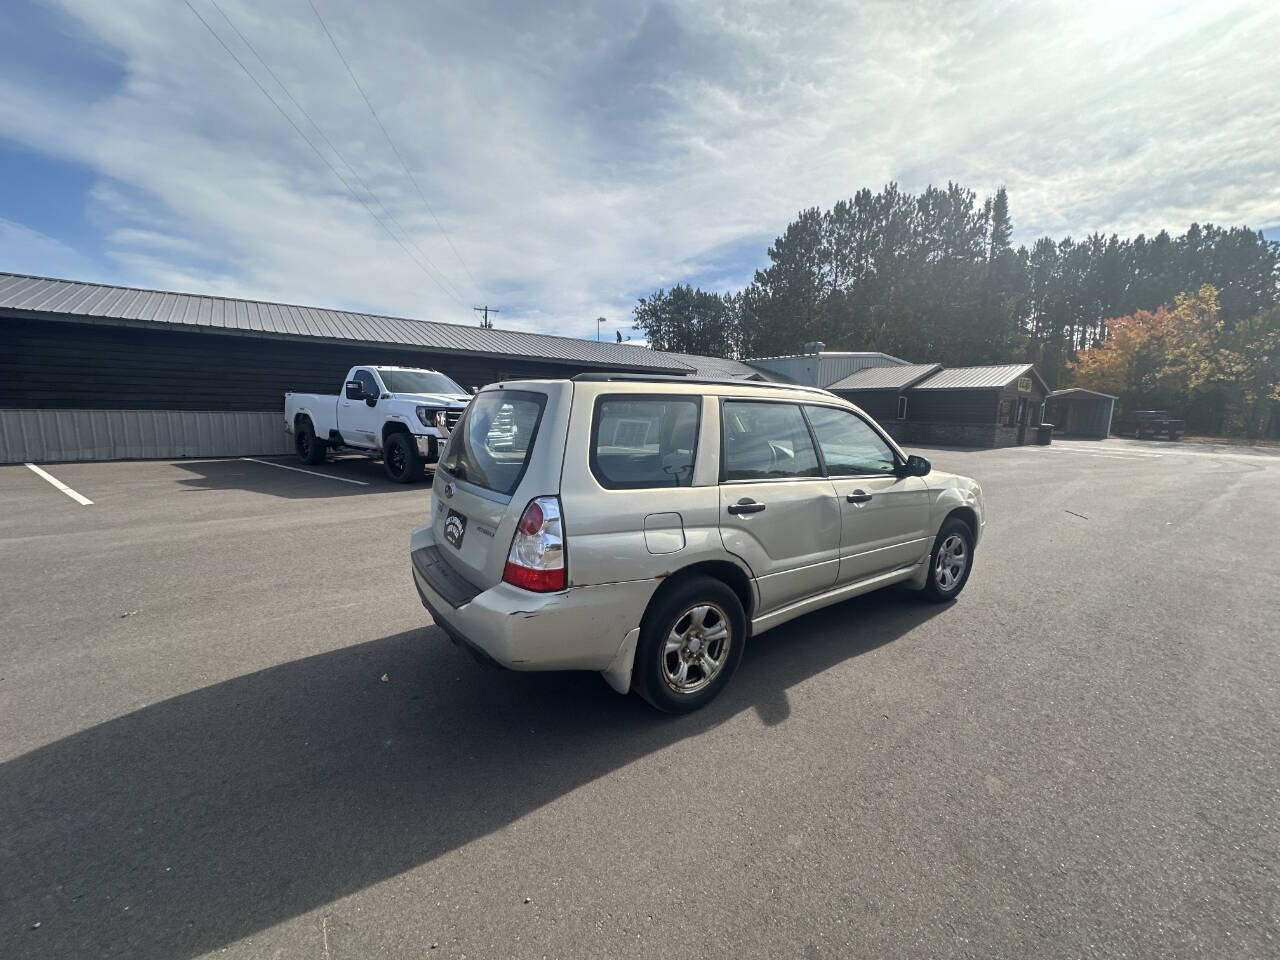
[345,380,364,400]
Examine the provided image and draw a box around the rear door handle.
[727,499,766,516]
[846,490,873,504]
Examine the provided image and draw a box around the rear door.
[718,399,840,613]
[802,404,931,583]
[432,388,550,588]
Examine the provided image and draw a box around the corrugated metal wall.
[836,390,899,423]
[904,389,1000,423]
[0,317,601,411]
[747,354,905,387]
[0,409,293,463]
[1046,397,1115,438]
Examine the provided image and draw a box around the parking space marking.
[1046,449,1162,461]
[24,463,94,505]
[240,457,370,485]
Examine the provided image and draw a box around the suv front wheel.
[634,575,746,713]
[921,517,974,602]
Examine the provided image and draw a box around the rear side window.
[591,396,700,488]
[439,390,546,496]
[721,401,821,481]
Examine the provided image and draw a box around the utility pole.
[473,305,499,329]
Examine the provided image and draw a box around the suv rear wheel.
[634,575,746,713]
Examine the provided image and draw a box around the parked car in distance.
[1113,409,1184,441]
[410,374,985,712]
[285,366,471,482]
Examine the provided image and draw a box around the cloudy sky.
[1,0,1276,339]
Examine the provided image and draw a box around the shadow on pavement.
[171,456,432,499]
[1,590,944,959]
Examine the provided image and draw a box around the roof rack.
[570,372,834,396]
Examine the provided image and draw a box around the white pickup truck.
[284,365,471,482]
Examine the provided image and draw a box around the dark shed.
[1045,388,1117,439]
[903,363,1051,447]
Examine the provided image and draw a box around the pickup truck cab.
[285,366,471,482]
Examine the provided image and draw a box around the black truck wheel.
[295,417,327,465]
[383,432,425,483]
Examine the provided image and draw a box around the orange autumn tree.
[1070,286,1220,415]
[1070,305,1175,400]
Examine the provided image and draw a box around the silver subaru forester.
[410,374,984,713]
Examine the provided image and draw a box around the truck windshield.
[438,390,546,496]
[376,368,466,395]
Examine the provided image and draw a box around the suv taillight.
[502,496,566,592]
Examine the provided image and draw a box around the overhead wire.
[206,0,468,304]
[308,0,483,296]
[182,0,467,307]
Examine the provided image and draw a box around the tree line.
[632,182,1279,436]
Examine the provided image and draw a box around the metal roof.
[0,272,693,374]
[649,350,768,380]
[913,363,1047,392]
[1049,387,1118,400]
[746,352,909,387]
[827,363,942,391]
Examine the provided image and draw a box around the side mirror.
[344,380,364,401]
[903,454,931,477]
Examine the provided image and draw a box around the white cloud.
[1,0,1276,338]
[0,219,97,279]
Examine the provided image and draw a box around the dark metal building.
[825,363,942,434]
[0,272,696,462]
[831,362,1051,448]
[1045,388,1117,439]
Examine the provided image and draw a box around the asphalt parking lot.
[2,440,1277,959]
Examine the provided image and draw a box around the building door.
[1016,398,1028,444]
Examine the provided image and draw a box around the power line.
[182,0,466,307]
[308,0,483,295]
[205,0,466,305]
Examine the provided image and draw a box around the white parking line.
[24,463,94,505]
[240,457,370,485]
[1047,448,1162,460]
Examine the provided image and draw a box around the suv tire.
[634,575,746,714]
[383,432,425,483]
[921,517,974,602]
[295,417,326,465]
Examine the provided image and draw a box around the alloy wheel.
[935,534,967,591]
[661,603,731,695]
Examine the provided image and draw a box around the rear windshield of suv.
[438,390,546,496]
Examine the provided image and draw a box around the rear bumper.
[409,524,654,672]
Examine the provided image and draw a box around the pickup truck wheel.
[633,576,745,714]
[295,418,326,465]
[383,432,424,483]
[921,518,974,603]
